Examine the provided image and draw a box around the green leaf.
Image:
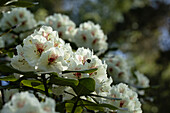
[0,64,21,73]
[81,99,104,111]
[49,76,79,87]
[65,102,83,113]
[31,81,41,87]
[62,68,98,74]
[21,80,41,87]
[98,103,121,111]
[5,1,38,7]
[73,78,95,95]
[56,102,65,113]
[81,99,120,111]
[89,94,122,100]
[0,84,19,89]
[21,80,48,91]
[7,52,14,58]
[0,75,18,81]
[0,64,37,78]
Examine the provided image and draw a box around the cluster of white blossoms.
[0,8,37,33]
[107,83,142,113]
[0,33,18,46]
[11,25,108,95]
[43,14,108,53]
[45,13,76,41]
[74,21,108,53]
[1,91,57,113]
[104,55,131,83]
[11,26,68,73]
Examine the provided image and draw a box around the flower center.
[48,54,58,65]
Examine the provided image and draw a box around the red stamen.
[92,39,98,45]
[42,31,50,40]
[82,35,86,41]
[57,22,61,28]
[14,17,18,23]
[118,72,123,77]
[59,32,62,38]
[116,62,120,67]
[21,21,26,26]
[48,55,58,64]
[35,43,45,55]
[74,73,81,79]
[19,13,24,18]
[91,31,95,36]
[120,101,125,107]
[109,68,113,72]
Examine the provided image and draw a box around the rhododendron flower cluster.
[74,21,108,53]
[0,8,37,33]
[105,83,142,113]
[0,33,18,46]
[1,92,57,113]
[11,26,69,73]
[11,26,108,94]
[45,13,76,41]
[104,55,132,83]
[43,14,108,53]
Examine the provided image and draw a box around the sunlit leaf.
[65,102,83,113]
[21,80,48,91]
[0,75,18,81]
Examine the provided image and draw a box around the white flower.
[134,71,150,88]
[74,21,108,53]
[104,56,131,83]
[0,33,18,46]
[11,45,34,72]
[0,8,37,33]
[3,89,19,103]
[37,47,68,72]
[41,97,56,113]
[23,35,53,67]
[45,13,76,41]
[107,83,142,113]
[1,92,57,113]
[11,26,71,73]
[0,37,5,48]
[1,92,43,113]
[63,47,108,93]
[130,71,150,95]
